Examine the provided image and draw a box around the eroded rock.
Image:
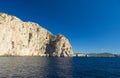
[0,13,73,57]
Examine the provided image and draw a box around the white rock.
[0,13,73,57]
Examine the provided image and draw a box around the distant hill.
[87,53,114,57]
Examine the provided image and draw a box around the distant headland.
[73,52,120,57]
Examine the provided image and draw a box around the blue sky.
[1,0,120,53]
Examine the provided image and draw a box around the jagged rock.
[0,12,73,57]
[46,34,73,57]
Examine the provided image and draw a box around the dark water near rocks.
[0,57,120,78]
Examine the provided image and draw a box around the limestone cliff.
[0,13,73,57]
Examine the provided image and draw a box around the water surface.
[0,57,120,78]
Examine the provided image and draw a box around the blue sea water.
[0,57,120,78]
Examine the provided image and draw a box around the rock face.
[0,13,73,57]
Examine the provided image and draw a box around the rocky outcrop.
[0,13,73,57]
[46,34,73,57]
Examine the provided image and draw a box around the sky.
[0,0,120,53]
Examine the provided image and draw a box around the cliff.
[0,13,73,57]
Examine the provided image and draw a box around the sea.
[0,57,120,78]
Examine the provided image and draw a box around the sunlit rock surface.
[0,13,73,57]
